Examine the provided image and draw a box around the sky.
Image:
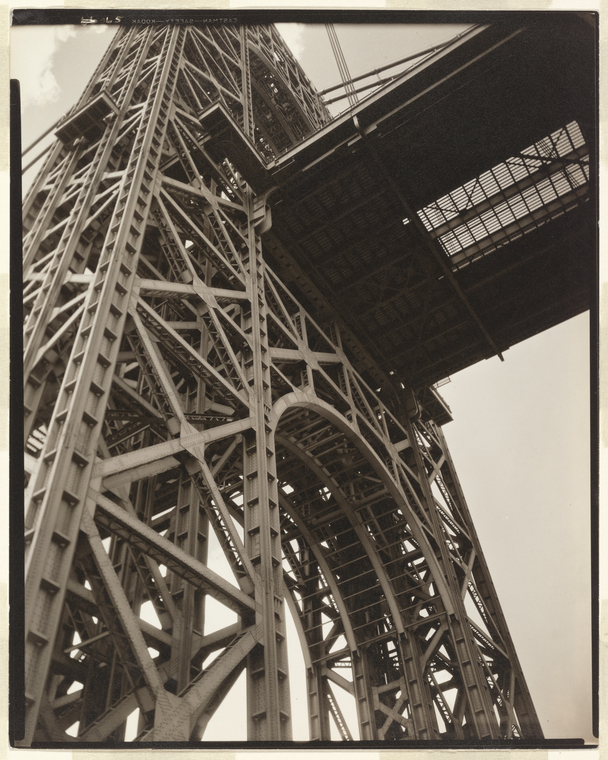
[11,18,594,745]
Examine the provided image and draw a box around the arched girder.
[19,19,544,746]
[270,391,456,616]
[278,488,358,653]
[277,432,409,635]
[271,393,453,739]
[278,488,363,741]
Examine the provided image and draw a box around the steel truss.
[21,23,542,743]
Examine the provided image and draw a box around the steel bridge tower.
[20,23,544,744]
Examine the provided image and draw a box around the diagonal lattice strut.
[18,21,560,745]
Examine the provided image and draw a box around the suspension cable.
[21,116,62,156]
[320,25,477,106]
[325,24,359,109]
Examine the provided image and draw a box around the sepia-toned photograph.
[11,7,597,748]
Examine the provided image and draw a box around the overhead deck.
[262,16,596,391]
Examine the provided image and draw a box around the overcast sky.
[12,17,594,744]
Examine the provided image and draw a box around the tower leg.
[242,197,291,740]
[20,21,543,745]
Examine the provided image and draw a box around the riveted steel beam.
[20,20,547,746]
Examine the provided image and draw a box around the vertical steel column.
[240,27,254,143]
[20,20,545,745]
[22,26,185,744]
[303,549,331,740]
[402,409,499,739]
[242,197,292,740]
[432,422,543,737]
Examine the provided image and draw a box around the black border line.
[9,9,600,750]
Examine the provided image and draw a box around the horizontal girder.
[16,17,570,746]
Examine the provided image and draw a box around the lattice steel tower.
[21,23,546,744]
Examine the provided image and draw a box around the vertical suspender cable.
[325,24,359,109]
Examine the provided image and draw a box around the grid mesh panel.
[417,122,589,268]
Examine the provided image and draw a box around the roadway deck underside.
[263,17,596,390]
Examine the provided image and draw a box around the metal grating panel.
[417,121,590,268]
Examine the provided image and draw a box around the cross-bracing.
[20,22,558,744]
